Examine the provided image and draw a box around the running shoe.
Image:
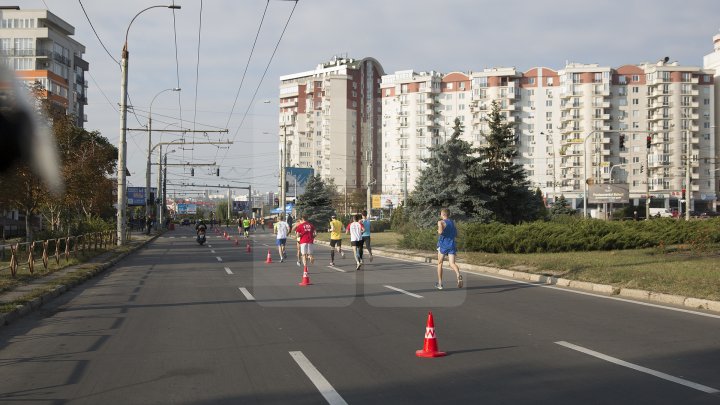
[296,261,301,267]
[369,254,373,263]
[435,282,443,290]
[356,262,361,271]
[457,275,464,288]
[341,251,345,259]
[330,262,335,266]
[280,258,284,263]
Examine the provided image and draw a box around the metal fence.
[0,230,125,277]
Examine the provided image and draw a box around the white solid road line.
[327,265,346,273]
[224,267,233,275]
[383,285,423,299]
[216,257,222,262]
[289,351,348,405]
[555,341,720,394]
[238,287,255,301]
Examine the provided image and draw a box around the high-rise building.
[704,33,720,205]
[0,6,88,127]
[278,56,384,204]
[380,60,716,213]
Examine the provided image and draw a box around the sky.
[8,0,720,196]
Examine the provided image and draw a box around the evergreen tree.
[294,175,334,228]
[408,118,490,228]
[550,194,576,216]
[476,101,538,224]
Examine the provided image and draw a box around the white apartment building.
[380,60,716,212]
[0,6,88,127]
[278,56,384,204]
[704,33,720,198]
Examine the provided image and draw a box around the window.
[528,77,536,85]
[458,104,465,110]
[632,86,639,93]
[632,99,639,105]
[446,83,453,90]
[400,84,408,94]
[545,100,552,107]
[631,75,639,82]
[547,77,554,86]
[546,123,553,130]
[618,76,627,84]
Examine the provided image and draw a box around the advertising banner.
[589,184,629,204]
[127,187,157,206]
[372,194,401,209]
[177,203,197,214]
[232,201,250,214]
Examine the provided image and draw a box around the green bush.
[400,217,720,253]
[370,219,391,233]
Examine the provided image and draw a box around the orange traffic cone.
[415,312,446,358]
[265,249,273,263]
[298,266,312,286]
[246,242,252,253]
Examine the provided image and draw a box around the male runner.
[290,215,305,267]
[346,214,365,271]
[361,210,373,262]
[242,216,251,238]
[436,208,463,290]
[274,214,290,262]
[328,214,345,266]
[296,214,316,267]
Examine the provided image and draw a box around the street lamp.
[116,4,180,246]
[582,130,604,218]
[390,161,408,206]
[159,149,176,228]
[146,87,180,221]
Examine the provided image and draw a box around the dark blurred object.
[0,64,62,194]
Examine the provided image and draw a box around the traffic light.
[216,168,220,176]
[619,134,625,149]
[646,135,652,149]
[191,168,194,176]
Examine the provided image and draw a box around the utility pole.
[366,154,372,215]
[280,125,287,218]
[685,132,692,220]
[646,137,651,220]
[403,161,408,206]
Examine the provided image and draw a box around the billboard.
[372,194,401,209]
[177,203,197,214]
[285,167,314,197]
[127,187,157,206]
[232,201,250,214]
[589,184,629,204]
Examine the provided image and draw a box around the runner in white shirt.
[346,214,365,271]
[274,215,290,262]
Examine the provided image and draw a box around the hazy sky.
[10,0,720,195]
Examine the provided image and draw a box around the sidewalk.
[0,231,159,327]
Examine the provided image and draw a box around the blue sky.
[10,0,720,194]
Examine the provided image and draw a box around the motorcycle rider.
[195,219,207,244]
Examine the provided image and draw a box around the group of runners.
[270,208,463,289]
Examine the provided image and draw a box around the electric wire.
[77,0,119,65]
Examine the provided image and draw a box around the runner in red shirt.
[296,214,317,267]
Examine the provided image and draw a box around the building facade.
[379,60,716,213]
[0,6,88,127]
[278,56,384,204]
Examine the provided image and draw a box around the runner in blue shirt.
[436,208,463,290]
[361,210,373,262]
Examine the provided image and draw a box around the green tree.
[476,101,539,224]
[550,194,576,216]
[295,175,334,228]
[408,117,490,228]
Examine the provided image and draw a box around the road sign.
[589,183,629,204]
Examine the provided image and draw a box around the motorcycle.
[197,229,206,245]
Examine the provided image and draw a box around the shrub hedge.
[399,217,720,253]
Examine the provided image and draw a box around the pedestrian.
[274,214,289,262]
[260,217,266,231]
[242,216,251,238]
[435,208,463,290]
[296,214,316,267]
[328,214,345,266]
[346,214,365,271]
[361,210,374,262]
[145,215,152,235]
[290,215,305,267]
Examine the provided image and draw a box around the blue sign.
[177,203,197,214]
[127,187,157,206]
[232,201,250,214]
[270,203,294,214]
[286,167,314,186]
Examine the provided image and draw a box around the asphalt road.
[0,225,718,404]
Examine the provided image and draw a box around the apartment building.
[278,56,384,201]
[0,6,88,127]
[704,33,720,203]
[380,60,716,212]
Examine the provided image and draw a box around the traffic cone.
[415,312,446,358]
[265,249,273,263]
[298,266,312,286]
[246,242,252,253]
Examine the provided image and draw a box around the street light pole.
[280,125,287,219]
[685,132,692,220]
[116,4,180,246]
[541,131,557,203]
[147,87,180,222]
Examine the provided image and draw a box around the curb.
[0,233,162,328]
[315,241,720,314]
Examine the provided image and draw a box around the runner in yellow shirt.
[328,214,345,266]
